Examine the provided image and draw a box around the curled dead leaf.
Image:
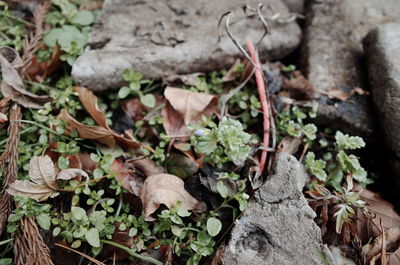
[362,227,400,265]
[162,87,217,140]
[356,189,400,245]
[164,73,204,87]
[7,155,88,201]
[0,112,7,123]
[57,168,89,180]
[8,155,57,201]
[127,158,164,177]
[324,87,370,101]
[111,159,144,196]
[140,173,205,220]
[0,46,52,108]
[58,109,116,147]
[282,71,319,100]
[58,86,142,149]
[276,136,302,155]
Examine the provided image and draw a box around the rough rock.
[72,0,301,91]
[301,0,400,139]
[222,153,334,265]
[363,23,400,186]
[282,0,304,14]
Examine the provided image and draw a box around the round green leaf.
[206,217,222,237]
[36,213,51,230]
[85,228,100,247]
[216,181,228,198]
[118,86,131,99]
[70,10,94,26]
[140,94,156,108]
[71,206,86,220]
[71,240,82,248]
[53,227,61,237]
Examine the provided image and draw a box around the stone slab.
[72,0,301,91]
[222,153,334,265]
[363,23,400,186]
[300,0,400,139]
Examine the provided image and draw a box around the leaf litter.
[0,2,399,265]
[7,155,87,201]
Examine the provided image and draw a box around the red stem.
[245,40,270,174]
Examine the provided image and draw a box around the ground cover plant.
[0,1,400,265]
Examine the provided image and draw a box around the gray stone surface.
[222,153,334,265]
[363,23,400,186]
[300,0,400,138]
[72,0,301,91]
[282,0,304,13]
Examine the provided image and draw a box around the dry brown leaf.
[111,159,144,196]
[58,109,116,147]
[59,86,142,149]
[362,227,400,265]
[122,99,146,123]
[78,153,98,172]
[222,59,243,82]
[357,189,400,243]
[276,136,302,155]
[0,46,51,108]
[127,158,164,177]
[162,87,217,140]
[282,71,319,100]
[74,86,108,128]
[140,173,205,220]
[7,155,86,201]
[57,168,89,180]
[0,112,7,123]
[325,87,370,101]
[164,73,204,87]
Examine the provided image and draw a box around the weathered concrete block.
[72,0,301,91]
[222,153,334,265]
[363,23,400,185]
[300,0,400,139]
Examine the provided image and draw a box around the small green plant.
[276,106,317,142]
[192,117,253,166]
[7,197,52,233]
[43,0,97,65]
[305,131,369,191]
[118,69,156,108]
[0,1,26,51]
[308,177,366,234]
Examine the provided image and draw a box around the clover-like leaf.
[305,152,327,181]
[335,131,365,150]
[286,120,302,138]
[303,124,317,140]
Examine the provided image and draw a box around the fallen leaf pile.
[140,173,205,220]
[325,87,369,101]
[162,87,218,140]
[0,46,52,108]
[59,86,143,149]
[348,188,400,265]
[7,155,87,201]
[282,70,319,100]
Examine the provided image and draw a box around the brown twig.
[381,220,387,265]
[0,103,21,233]
[245,40,270,174]
[54,243,106,265]
[299,142,309,163]
[14,217,54,265]
[20,2,51,74]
